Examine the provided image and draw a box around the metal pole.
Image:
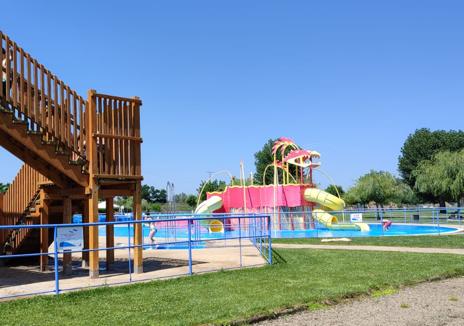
[268,215,272,265]
[188,219,193,275]
[238,216,242,268]
[127,223,132,282]
[259,216,263,254]
[380,209,384,236]
[437,208,441,235]
[53,226,60,295]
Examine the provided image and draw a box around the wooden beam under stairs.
[0,110,88,187]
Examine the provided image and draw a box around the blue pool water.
[273,224,459,238]
[100,223,458,239]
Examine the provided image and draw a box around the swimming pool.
[100,223,459,240]
[273,224,460,238]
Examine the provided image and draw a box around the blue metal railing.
[0,214,272,300]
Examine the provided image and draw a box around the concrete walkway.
[273,243,464,255]
[0,239,266,300]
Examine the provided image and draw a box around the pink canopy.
[207,184,314,212]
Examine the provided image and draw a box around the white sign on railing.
[56,227,83,252]
[350,213,363,222]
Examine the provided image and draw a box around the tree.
[0,183,10,193]
[115,196,133,212]
[253,138,298,185]
[186,195,197,209]
[325,185,345,197]
[394,182,418,205]
[141,185,152,202]
[141,185,168,203]
[174,193,189,204]
[197,179,227,202]
[253,139,276,185]
[414,150,464,206]
[151,188,167,203]
[344,170,413,216]
[398,128,464,193]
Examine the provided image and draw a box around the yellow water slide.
[304,188,369,231]
[194,196,225,232]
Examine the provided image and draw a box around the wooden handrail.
[1,31,87,160]
[1,164,49,252]
[1,31,143,186]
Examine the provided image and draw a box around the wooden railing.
[1,31,142,187]
[87,91,142,179]
[0,31,86,160]
[1,164,49,252]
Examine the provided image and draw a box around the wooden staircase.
[0,164,50,257]
[0,30,144,276]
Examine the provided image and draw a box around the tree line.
[337,128,464,208]
[201,130,464,210]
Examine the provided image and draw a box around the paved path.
[273,243,464,255]
[0,239,265,300]
[259,277,464,326]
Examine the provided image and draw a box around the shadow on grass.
[271,248,287,264]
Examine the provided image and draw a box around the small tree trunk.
[439,198,446,214]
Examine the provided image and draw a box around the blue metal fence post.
[380,209,384,236]
[238,216,242,268]
[437,208,441,235]
[267,215,272,265]
[188,219,193,275]
[53,226,60,295]
[127,223,132,282]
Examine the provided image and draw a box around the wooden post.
[62,198,72,275]
[40,196,49,271]
[88,185,99,278]
[133,181,143,273]
[106,197,114,269]
[87,89,100,278]
[82,199,89,267]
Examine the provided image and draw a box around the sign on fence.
[350,213,363,222]
[56,227,84,252]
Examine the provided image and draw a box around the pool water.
[273,224,459,238]
[100,223,458,240]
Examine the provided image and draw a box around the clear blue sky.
[1,1,463,194]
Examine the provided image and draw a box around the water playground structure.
[195,137,370,233]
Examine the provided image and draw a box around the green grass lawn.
[273,234,464,248]
[2,249,464,325]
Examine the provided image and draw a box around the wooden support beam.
[42,186,134,200]
[133,181,143,273]
[0,128,71,188]
[87,89,99,278]
[40,197,49,272]
[88,186,99,278]
[0,118,87,187]
[106,197,114,269]
[62,198,72,275]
